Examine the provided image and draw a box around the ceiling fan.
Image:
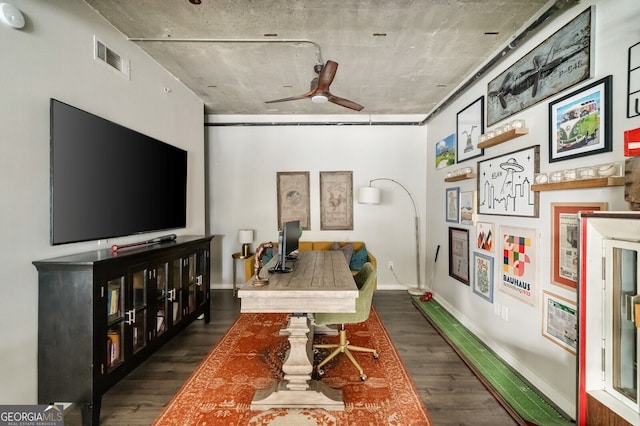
[265,60,364,111]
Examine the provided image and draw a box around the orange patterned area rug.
[153,308,432,425]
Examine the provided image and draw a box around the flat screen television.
[269,220,300,273]
[50,99,188,245]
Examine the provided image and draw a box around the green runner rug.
[412,296,574,426]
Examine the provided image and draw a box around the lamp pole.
[366,178,422,295]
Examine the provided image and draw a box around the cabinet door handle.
[196,275,203,287]
[125,308,136,325]
[167,288,176,302]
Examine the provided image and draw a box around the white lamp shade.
[238,229,254,244]
[358,186,381,204]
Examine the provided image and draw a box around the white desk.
[237,251,358,410]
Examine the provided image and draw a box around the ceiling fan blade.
[316,60,338,92]
[328,95,364,111]
[264,92,312,104]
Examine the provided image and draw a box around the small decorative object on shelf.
[534,161,623,187]
[444,166,475,182]
[477,119,528,149]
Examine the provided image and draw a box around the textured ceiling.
[83,0,574,117]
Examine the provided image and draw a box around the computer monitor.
[269,220,300,273]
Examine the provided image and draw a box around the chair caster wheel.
[360,374,367,381]
[373,353,379,359]
[317,368,325,376]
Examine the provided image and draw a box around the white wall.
[206,121,428,289]
[426,0,640,417]
[0,1,205,403]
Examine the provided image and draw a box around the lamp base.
[242,243,251,257]
[407,287,424,296]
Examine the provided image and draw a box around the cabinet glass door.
[171,258,184,323]
[604,239,640,413]
[187,254,196,313]
[130,270,148,354]
[154,263,168,336]
[106,277,124,372]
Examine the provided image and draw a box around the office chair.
[313,262,378,381]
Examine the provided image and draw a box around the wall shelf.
[531,176,625,191]
[444,173,476,182]
[477,128,529,149]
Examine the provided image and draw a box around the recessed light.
[484,31,499,35]
[188,0,201,4]
[373,33,387,37]
[264,33,278,37]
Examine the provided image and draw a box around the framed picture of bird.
[319,171,353,230]
[456,96,485,163]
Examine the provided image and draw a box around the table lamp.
[238,229,254,257]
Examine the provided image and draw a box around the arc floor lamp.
[358,178,422,296]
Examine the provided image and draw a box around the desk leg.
[250,314,344,410]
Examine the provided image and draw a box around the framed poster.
[551,202,606,289]
[499,225,537,306]
[476,222,494,252]
[487,6,593,126]
[276,171,310,230]
[627,40,640,118]
[319,171,353,230]
[446,187,460,223]
[449,227,469,285]
[436,133,456,169]
[548,75,612,162]
[456,96,484,163]
[473,252,494,303]
[477,145,539,217]
[542,291,577,354]
[460,191,475,225]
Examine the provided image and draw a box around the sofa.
[242,241,376,284]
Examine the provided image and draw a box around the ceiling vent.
[94,36,130,79]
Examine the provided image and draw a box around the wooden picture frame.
[487,6,593,126]
[477,145,539,217]
[276,171,310,230]
[473,252,494,303]
[550,202,606,289]
[456,96,484,163]
[319,171,353,230]
[548,75,612,162]
[542,290,577,354]
[445,187,460,223]
[459,191,475,225]
[449,227,469,285]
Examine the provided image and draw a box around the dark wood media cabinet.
[33,235,213,425]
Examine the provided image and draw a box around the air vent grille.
[94,37,129,79]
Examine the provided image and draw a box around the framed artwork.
[487,6,593,126]
[448,227,469,285]
[456,96,484,163]
[476,222,494,252]
[459,191,475,225]
[499,225,537,306]
[436,133,456,169]
[548,75,612,162]
[551,202,606,289]
[445,187,460,223]
[319,171,353,230]
[627,40,640,118]
[542,290,577,354]
[276,171,310,230]
[473,252,494,303]
[477,145,539,217]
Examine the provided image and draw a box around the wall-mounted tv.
[50,99,187,245]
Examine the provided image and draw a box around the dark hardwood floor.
[64,290,517,425]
